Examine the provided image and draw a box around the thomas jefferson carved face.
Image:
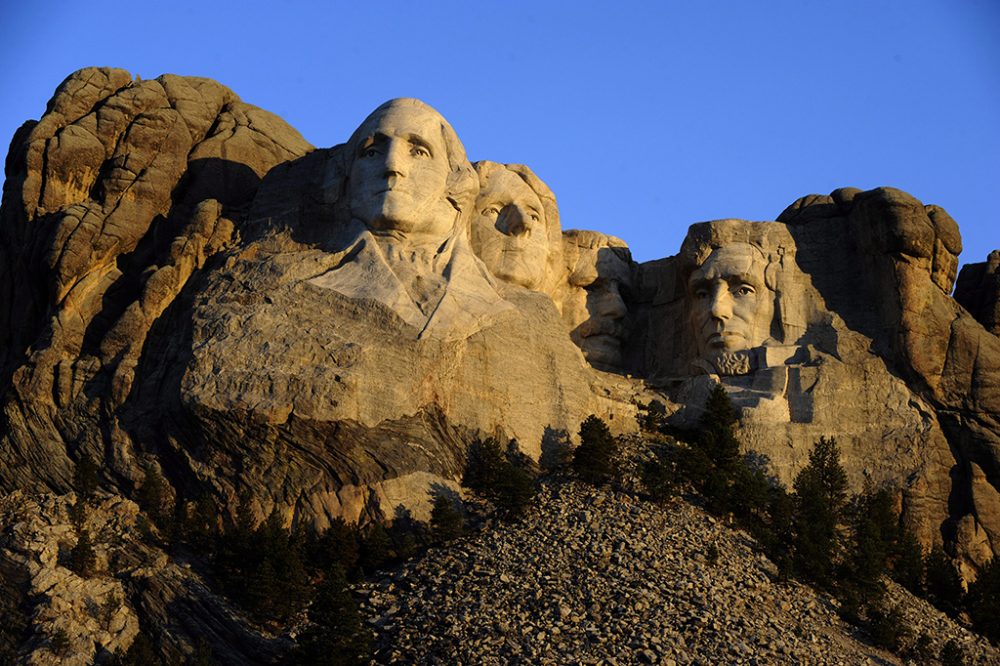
[348,103,457,242]
[688,243,773,357]
[471,169,549,290]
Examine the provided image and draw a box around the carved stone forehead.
[481,169,542,206]
[349,98,468,167]
[690,243,766,284]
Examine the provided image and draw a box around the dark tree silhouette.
[574,415,617,485]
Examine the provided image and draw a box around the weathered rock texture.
[630,188,1000,575]
[955,250,1000,336]
[363,479,1000,665]
[0,67,312,500]
[0,71,632,533]
[0,491,281,665]
[2,70,999,575]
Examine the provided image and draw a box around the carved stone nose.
[709,287,733,320]
[597,283,627,320]
[383,141,407,177]
[503,205,530,236]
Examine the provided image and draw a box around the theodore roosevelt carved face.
[687,243,774,359]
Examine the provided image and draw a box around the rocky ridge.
[361,479,999,665]
[0,491,283,665]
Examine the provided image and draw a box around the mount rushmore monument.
[1,68,998,579]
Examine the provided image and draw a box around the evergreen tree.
[69,528,97,577]
[137,463,174,537]
[462,437,505,494]
[939,639,965,666]
[252,511,311,621]
[296,565,373,665]
[111,630,161,666]
[494,442,537,518]
[699,383,741,474]
[360,523,392,573]
[73,452,99,501]
[865,601,910,653]
[463,437,536,518]
[430,494,464,543]
[636,399,667,433]
[182,494,218,550]
[849,486,897,598]
[925,544,964,613]
[792,437,848,586]
[307,517,361,577]
[966,557,1000,643]
[574,415,617,485]
[890,527,924,594]
[640,446,676,503]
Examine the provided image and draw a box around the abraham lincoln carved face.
[687,243,774,358]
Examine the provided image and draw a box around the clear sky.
[1,1,997,267]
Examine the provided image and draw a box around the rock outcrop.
[2,69,999,579]
[628,188,1000,572]
[363,479,999,665]
[0,73,635,533]
[0,491,281,665]
[955,250,1000,336]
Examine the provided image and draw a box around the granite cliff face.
[2,68,999,576]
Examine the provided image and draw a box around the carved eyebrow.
[356,133,387,154]
[405,133,435,155]
[726,272,762,287]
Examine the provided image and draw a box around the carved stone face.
[688,243,773,357]
[564,242,632,369]
[348,104,455,242]
[471,169,549,290]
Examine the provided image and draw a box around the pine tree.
[137,463,174,537]
[430,494,464,543]
[73,452,99,501]
[966,557,1000,642]
[890,527,924,594]
[574,415,617,485]
[462,437,506,494]
[307,517,361,577]
[939,639,965,666]
[69,528,97,577]
[360,523,392,573]
[463,437,536,518]
[849,485,898,598]
[641,446,676,502]
[925,544,964,613]
[296,565,372,665]
[792,437,848,586]
[699,383,741,474]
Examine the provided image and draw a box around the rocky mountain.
[1,67,999,663]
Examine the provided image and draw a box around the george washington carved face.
[346,99,469,244]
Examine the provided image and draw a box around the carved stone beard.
[703,350,754,376]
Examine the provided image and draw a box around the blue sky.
[1,1,997,267]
